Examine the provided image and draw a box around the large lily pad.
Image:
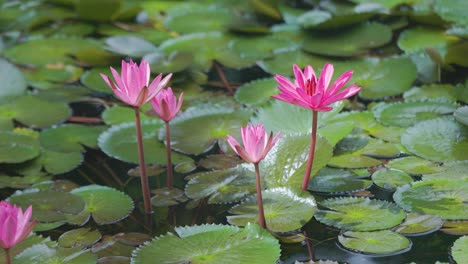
[104,35,158,57]
[372,169,413,191]
[0,95,71,128]
[338,230,412,255]
[0,131,40,163]
[394,213,443,236]
[387,156,442,175]
[131,223,280,264]
[234,78,278,106]
[69,185,134,225]
[165,107,251,155]
[30,148,84,174]
[40,124,106,152]
[454,106,468,126]
[58,228,102,249]
[397,27,459,53]
[394,179,468,220]
[316,197,405,231]
[15,244,97,264]
[308,167,372,194]
[0,59,27,99]
[441,221,468,235]
[401,117,468,162]
[98,120,191,165]
[227,187,316,233]
[451,236,468,264]
[164,7,238,34]
[422,161,468,181]
[434,0,468,26]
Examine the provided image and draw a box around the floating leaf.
[31,149,84,174]
[441,221,468,235]
[40,124,106,153]
[338,230,412,255]
[234,78,278,106]
[229,36,299,62]
[308,167,372,194]
[403,84,458,103]
[0,131,40,163]
[164,7,238,34]
[227,187,316,232]
[454,106,468,126]
[434,0,468,26]
[394,213,443,236]
[9,190,85,222]
[0,59,27,99]
[165,107,250,155]
[131,223,280,264]
[258,49,329,76]
[144,51,194,74]
[445,42,468,67]
[102,105,153,126]
[328,154,381,169]
[80,67,113,93]
[372,169,414,191]
[58,228,102,248]
[98,120,191,165]
[69,185,134,225]
[105,35,158,57]
[315,197,405,231]
[151,188,188,207]
[422,161,468,181]
[451,236,468,264]
[15,244,97,264]
[387,156,442,175]
[397,27,458,53]
[74,0,122,22]
[394,179,468,220]
[401,117,468,162]
[0,95,71,128]
[198,154,242,170]
[0,174,52,189]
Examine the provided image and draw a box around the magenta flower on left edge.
[100,59,172,107]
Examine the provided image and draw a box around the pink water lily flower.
[272,63,361,111]
[150,87,184,123]
[0,201,36,249]
[100,59,172,107]
[227,124,281,164]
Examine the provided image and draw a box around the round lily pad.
[131,223,280,264]
[328,154,381,169]
[185,165,256,204]
[58,228,102,248]
[0,131,40,163]
[151,188,188,207]
[104,35,158,57]
[227,187,316,233]
[198,154,242,170]
[372,169,414,191]
[387,156,442,175]
[397,27,459,53]
[0,59,27,99]
[258,49,330,76]
[403,84,459,102]
[434,0,468,26]
[69,185,134,225]
[98,120,191,165]
[102,105,154,126]
[15,244,97,264]
[32,148,84,174]
[338,230,412,255]
[315,197,406,231]
[441,221,468,235]
[165,107,250,155]
[373,101,459,128]
[302,22,392,57]
[144,51,194,74]
[9,190,85,222]
[454,106,468,126]
[394,213,443,236]
[234,78,278,106]
[80,67,114,93]
[401,117,468,162]
[0,174,52,189]
[394,179,468,220]
[422,161,468,181]
[451,236,468,264]
[229,36,299,62]
[40,124,106,152]
[308,167,372,194]
[0,95,71,128]
[164,8,238,34]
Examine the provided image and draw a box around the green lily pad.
[227,187,316,232]
[261,133,333,190]
[373,101,459,127]
[0,174,52,189]
[434,0,468,26]
[98,120,191,165]
[165,107,250,155]
[24,64,84,90]
[69,185,133,225]
[403,84,458,102]
[131,223,280,264]
[308,167,372,194]
[446,42,468,67]
[0,234,54,261]
[151,188,188,207]
[40,124,106,153]
[0,59,27,99]
[198,154,242,170]
[29,148,84,174]
[185,164,256,204]
[74,0,122,22]
[0,131,40,163]
[234,78,278,106]
[4,37,115,66]
[338,230,412,255]
[15,244,97,264]
[9,190,85,222]
[144,51,194,74]
[0,95,71,128]
[258,49,330,76]
[58,228,102,248]
[164,7,238,34]
[401,117,468,162]
[302,22,392,57]
[454,106,468,126]
[105,35,158,57]
[328,154,381,169]
[315,197,405,231]
[102,106,152,125]
[397,27,459,53]
[451,236,468,263]
[394,179,468,220]
[80,67,114,93]
[441,221,468,235]
[229,36,299,62]
[372,169,414,191]
[394,213,443,236]
[387,156,442,175]
[422,161,468,181]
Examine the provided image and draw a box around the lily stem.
[134,107,153,216]
[254,163,267,229]
[165,121,173,189]
[5,248,11,264]
[301,110,318,191]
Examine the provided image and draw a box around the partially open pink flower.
[150,87,184,122]
[272,63,361,111]
[100,60,172,107]
[0,201,36,249]
[227,124,281,164]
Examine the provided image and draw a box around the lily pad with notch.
[151,188,188,207]
[451,235,468,264]
[0,59,27,99]
[234,77,278,106]
[393,213,443,236]
[440,221,468,235]
[40,124,106,153]
[58,228,102,249]
[104,35,158,58]
[454,106,468,126]
[422,160,468,181]
[0,131,40,163]
[372,168,414,191]
[308,167,372,194]
[397,26,459,53]
[15,244,97,264]
[338,230,412,255]
[387,156,442,175]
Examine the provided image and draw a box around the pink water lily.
[272,63,361,111]
[150,87,184,123]
[100,59,172,107]
[227,124,281,164]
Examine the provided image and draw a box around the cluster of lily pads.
[0,0,467,263]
